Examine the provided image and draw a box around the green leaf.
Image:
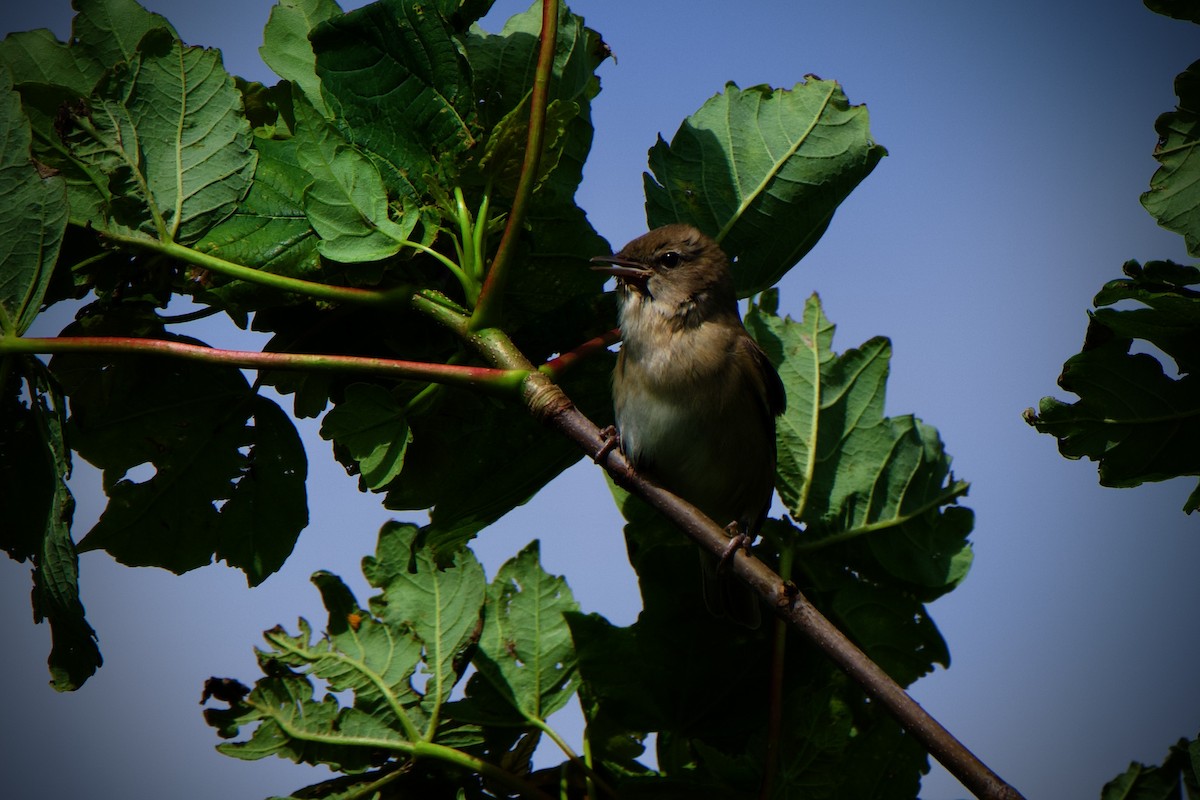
[211,674,407,771]
[477,95,577,197]
[54,27,256,243]
[455,541,579,725]
[362,522,486,716]
[830,581,950,686]
[747,295,972,593]
[312,0,477,195]
[381,351,613,555]
[281,574,426,726]
[0,64,69,336]
[319,382,412,491]
[1101,734,1200,800]
[1092,260,1200,373]
[196,134,321,309]
[1143,60,1200,256]
[259,0,342,113]
[646,79,886,297]
[0,28,103,94]
[51,312,308,585]
[291,89,416,263]
[71,0,178,69]
[0,358,101,691]
[1029,260,1200,512]
[1027,336,1200,513]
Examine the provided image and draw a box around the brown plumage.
[592,224,786,623]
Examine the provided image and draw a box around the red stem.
[5,336,529,395]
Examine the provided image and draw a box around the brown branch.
[519,372,1027,800]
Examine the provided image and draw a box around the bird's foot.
[716,523,753,574]
[593,425,620,464]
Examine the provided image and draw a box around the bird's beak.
[590,255,652,288]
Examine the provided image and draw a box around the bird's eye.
[659,251,681,268]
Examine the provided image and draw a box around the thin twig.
[539,328,622,380]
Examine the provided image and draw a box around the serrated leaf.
[746,295,972,591]
[0,358,101,691]
[0,64,68,336]
[276,573,425,723]
[312,0,476,195]
[291,90,416,263]
[55,27,256,243]
[1027,335,1200,513]
[1143,60,1200,256]
[646,79,886,297]
[455,541,579,725]
[361,522,486,717]
[477,95,576,196]
[319,382,412,491]
[260,0,342,113]
[211,674,404,772]
[51,313,308,584]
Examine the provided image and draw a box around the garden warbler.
[591,224,786,625]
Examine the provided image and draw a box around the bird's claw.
[593,425,620,464]
[716,523,752,574]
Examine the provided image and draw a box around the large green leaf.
[0,28,103,95]
[71,0,178,69]
[0,358,101,691]
[196,134,321,309]
[361,522,486,714]
[209,673,408,772]
[746,295,972,594]
[0,64,68,336]
[291,89,417,263]
[259,0,342,113]
[646,79,886,297]
[50,27,256,243]
[312,0,477,196]
[1142,60,1200,256]
[453,541,579,726]
[1027,261,1200,513]
[50,312,308,585]
[319,381,412,491]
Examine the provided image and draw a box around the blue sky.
[1,1,1198,799]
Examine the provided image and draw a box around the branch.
[517,372,1027,800]
[1,336,529,396]
[470,0,558,331]
[538,328,622,380]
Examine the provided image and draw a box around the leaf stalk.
[469,0,559,331]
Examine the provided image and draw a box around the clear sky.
[1,1,1198,799]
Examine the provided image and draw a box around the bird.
[591,224,786,625]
